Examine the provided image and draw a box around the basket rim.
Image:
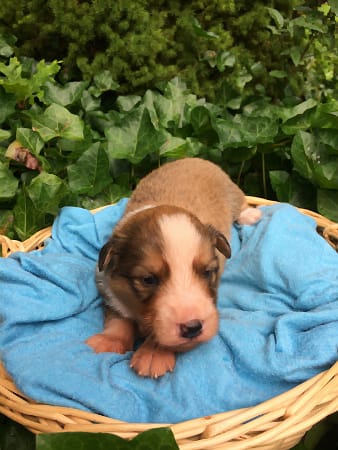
[1,196,338,450]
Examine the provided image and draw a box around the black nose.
[180,320,203,339]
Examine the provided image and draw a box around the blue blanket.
[1,200,337,423]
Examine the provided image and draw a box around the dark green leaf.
[291,16,327,33]
[279,99,317,123]
[315,129,338,154]
[131,428,179,449]
[105,106,167,164]
[214,115,279,148]
[310,101,338,129]
[0,414,35,450]
[30,103,84,141]
[16,128,44,154]
[26,172,67,215]
[290,131,315,182]
[0,87,16,124]
[37,432,129,450]
[13,189,49,240]
[68,143,112,196]
[269,170,291,202]
[36,428,178,450]
[0,129,11,141]
[0,161,18,200]
[281,110,313,135]
[224,146,257,163]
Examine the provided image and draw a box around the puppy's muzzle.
[180,319,203,339]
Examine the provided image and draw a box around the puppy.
[86,158,261,378]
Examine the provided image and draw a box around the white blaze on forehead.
[158,213,202,288]
[155,213,217,344]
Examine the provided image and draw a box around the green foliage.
[0,30,337,240]
[0,415,178,450]
[1,0,336,101]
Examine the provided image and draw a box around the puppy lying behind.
[86,158,261,378]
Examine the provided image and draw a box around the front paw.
[86,333,132,354]
[130,344,176,378]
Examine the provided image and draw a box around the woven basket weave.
[1,196,338,450]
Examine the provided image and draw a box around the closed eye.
[203,267,218,280]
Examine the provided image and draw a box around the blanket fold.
[0,200,337,423]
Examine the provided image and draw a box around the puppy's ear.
[98,239,117,271]
[207,225,231,259]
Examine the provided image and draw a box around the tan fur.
[86,158,261,378]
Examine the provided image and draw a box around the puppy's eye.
[203,267,218,281]
[142,274,159,287]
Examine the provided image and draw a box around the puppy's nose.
[180,320,203,339]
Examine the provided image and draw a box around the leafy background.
[0,0,337,448]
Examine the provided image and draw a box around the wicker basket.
[1,196,338,450]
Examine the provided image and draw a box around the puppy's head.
[98,205,230,351]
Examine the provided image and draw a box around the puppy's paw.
[86,333,132,354]
[238,207,262,225]
[130,345,176,378]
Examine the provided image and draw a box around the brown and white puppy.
[86,158,261,378]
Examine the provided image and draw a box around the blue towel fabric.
[0,200,337,423]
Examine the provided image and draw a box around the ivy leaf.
[116,95,142,112]
[159,134,188,158]
[89,70,119,97]
[0,57,60,104]
[26,172,68,215]
[279,99,318,123]
[310,101,338,129]
[214,115,279,148]
[29,103,84,141]
[13,189,49,240]
[291,131,316,182]
[0,129,11,141]
[315,129,338,154]
[16,128,44,154]
[0,162,18,200]
[291,131,338,189]
[68,143,112,196]
[105,106,167,164]
[318,189,338,222]
[0,87,16,124]
[43,81,88,106]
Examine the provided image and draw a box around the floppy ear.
[98,239,117,271]
[207,225,231,259]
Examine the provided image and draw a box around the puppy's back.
[125,158,246,238]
